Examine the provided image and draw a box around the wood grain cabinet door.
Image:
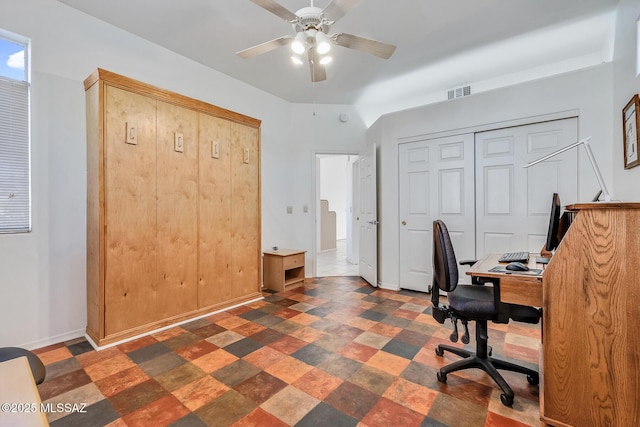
[155,101,199,319]
[104,86,157,335]
[198,114,232,307]
[230,123,261,299]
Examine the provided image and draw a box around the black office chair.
[0,347,46,385]
[431,220,540,406]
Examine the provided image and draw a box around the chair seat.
[448,284,496,318]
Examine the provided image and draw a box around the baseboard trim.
[19,329,87,351]
[85,296,264,351]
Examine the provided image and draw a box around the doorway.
[315,154,359,276]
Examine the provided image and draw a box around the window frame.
[0,30,31,234]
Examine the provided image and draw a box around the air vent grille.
[447,85,471,100]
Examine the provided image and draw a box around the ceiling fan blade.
[236,36,294,59]
[308,47,327,82]
[333,33,396,59]
[322,0,363,22]
[249,0,298,22]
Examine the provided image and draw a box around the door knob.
[402,221,406,226]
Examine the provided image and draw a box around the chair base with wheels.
[434,319,538,406]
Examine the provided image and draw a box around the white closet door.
[398,134,475,292]
[475,118,578,257]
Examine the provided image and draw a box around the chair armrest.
[459,259,477,266]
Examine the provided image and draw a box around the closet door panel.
[475,118,578,256]
[230,123,260,298]
[155,101,199,319]
[104,86,157,335]
[198,114,232,306]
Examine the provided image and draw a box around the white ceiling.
[57,0,619,107]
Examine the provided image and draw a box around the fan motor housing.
[293,6,330,33]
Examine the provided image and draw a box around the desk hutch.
[542,202,640,426]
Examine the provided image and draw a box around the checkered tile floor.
[34,277,541,426]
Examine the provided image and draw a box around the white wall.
[369,64,615,290]
[612,0,640,200]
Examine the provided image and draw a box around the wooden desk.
[540,202,640,427]
[468,204,640,426]
[462,204,640,426]
[467,253,543,307]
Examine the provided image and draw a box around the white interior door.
[398,134,475,292]
[348,159,360,264]
[475,118,578,257]
[358,144,377,286]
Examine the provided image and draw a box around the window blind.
[0,76,30,233]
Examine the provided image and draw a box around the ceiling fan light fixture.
[315,31,331,55]
[239,0,397,83]
[291,32,306,54]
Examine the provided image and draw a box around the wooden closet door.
[230,122,261,298]
[104,86,157,335]
[198,114,232,307]
[155,101,199,319]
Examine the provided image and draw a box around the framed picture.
[623,94,640,169]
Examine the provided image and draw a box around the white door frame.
[310,150,359,277]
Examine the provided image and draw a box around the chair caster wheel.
[435,347,444,357]
[500,393,513,407]
[527,374,539,385]
[436,371,447,383]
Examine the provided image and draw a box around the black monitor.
[545,193,561,252]
[537,193,562,264]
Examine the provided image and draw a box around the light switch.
[174,133,184,153]
[303,205,308,213]
[243,147,250,164]
[126,122,137,145]
[287,206,293,214]
[212,141,219,159]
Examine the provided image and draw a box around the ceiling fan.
[236,0,396,82]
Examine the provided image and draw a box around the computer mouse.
[506,262,529,272]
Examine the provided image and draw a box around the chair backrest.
[433,220,459,293]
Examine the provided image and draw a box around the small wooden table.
[0,356,49,426]
[263,249,306,292]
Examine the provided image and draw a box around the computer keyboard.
[498,251,529,263]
